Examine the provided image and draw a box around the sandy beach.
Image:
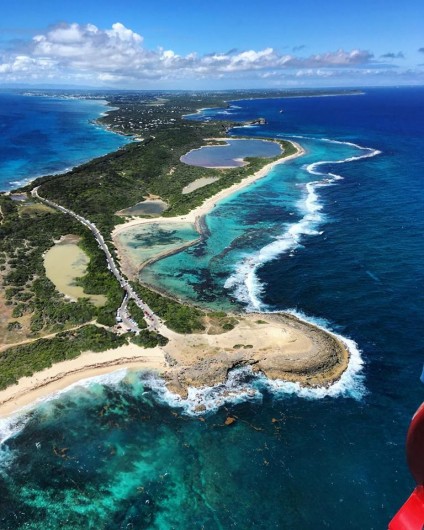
[0,311,349,419]
[112,141,305,279]
[113,141,304,237]
[0,344,166,419]
[0,139,352,421]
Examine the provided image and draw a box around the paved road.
[31,186,161,333]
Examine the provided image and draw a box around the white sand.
[0,344,166,418]
[0,141,316,420]
[182,177,220,194]
[113,141,304,239]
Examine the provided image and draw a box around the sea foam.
[0,368,129,449]
[263,308,366,400]
[0,137,377,444]
[139,322,366,416]
[220,136,379,403]
[224,136,381,311]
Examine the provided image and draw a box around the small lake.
[180,138,282,168]
[117,199,168,217]
[44,243,107,307]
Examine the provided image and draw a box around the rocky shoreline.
[0,311,350,419]
[160,312,349,399]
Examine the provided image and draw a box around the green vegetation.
[127,299,148,329]
[75,234,123,327]
[7,321,22,331]
[19,90,297,235]
[0,325,126,390]
[24,137,295,234]
[0,194,122,335]
[0,195,96,334]
[210,311,227,318]
[130,330,168,348]
[130,282,205,333]
[221,320,237,331]
[0,90,318,392]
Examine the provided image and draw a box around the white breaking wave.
[0,327,365,448]
[232,124,259,129]
[224,136,381,311]
[140,318,366,415]
[261,332,365,400]
[264,308,366,400]
[221,136,379,402]
[0,413,32,447]
[0,369,129,449]
[139,368,263,416]
[0,137,379,445]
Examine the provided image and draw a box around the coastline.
[0,344,166,419]
[181,90,364,119]
[112,141,305,278]
[0,311,350,420]
[0,136,353,421]
[114,141,304,234]
[1,96,132,194]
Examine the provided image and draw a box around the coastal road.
[31,186,161,333]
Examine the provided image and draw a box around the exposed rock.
[161,312,349,397]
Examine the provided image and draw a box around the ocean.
[0,87,423,528]
[0,92,129,190]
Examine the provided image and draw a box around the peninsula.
[0,90,353,418]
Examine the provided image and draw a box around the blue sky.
[1,0,423,88]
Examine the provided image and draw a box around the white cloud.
[0,22,380,85]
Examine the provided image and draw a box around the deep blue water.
[0,88,423,529]
[0,92,129,190]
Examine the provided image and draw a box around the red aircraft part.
[389,403,424,529]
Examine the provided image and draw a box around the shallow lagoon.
[180,138,281,168]
[143,136,363,311]
[117,222,199,270]
[1,89,423,529]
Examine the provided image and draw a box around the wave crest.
[224,137,380,311]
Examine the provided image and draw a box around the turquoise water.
[1,88,423,528]
[144,137,371,311]
[118,222,199,269]
[180,138,281,167]
[0,92,129,190]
